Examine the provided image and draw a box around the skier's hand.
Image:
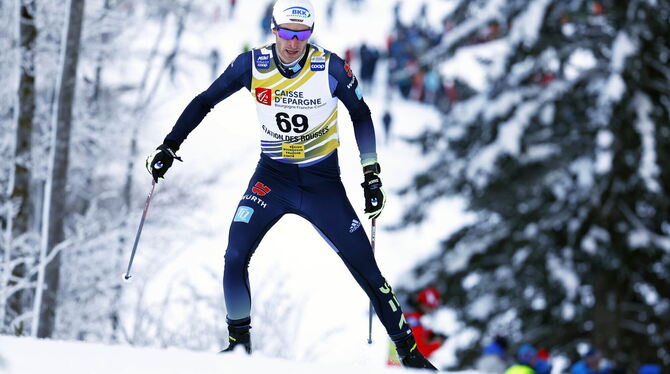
[361,163,386,219]
[145,141,182,183]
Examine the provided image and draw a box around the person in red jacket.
[388,287,447,365]
[406,287,446,356]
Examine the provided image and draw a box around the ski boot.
[395,335,438,371]
[220,319,251,354]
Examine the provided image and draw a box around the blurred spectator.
[382,0,505,111]
[382,109,392,144]
[475,335,510,374]
[410,67,425,101]
[359,43,380,92]
[416,2,428,29]
[418,2,427,19]
[638,364,661,374]
[344,47,354,64]
[527,70,555,86]
[571,347,609,374]
[387,287,446,366]
[229,0,237,19]
[394,58,415,98]
[534,348,552,374]
[489,21,501,39]
[260,2,273,38]
[393,1,401,27]
[592,1,604,15]
[436,78,458,112]
[504,344,538,374]
[405,287,446,357]
[383,7,459,106]
[444,79,458,102]
[326,0,335,25]
[423,68,441,105]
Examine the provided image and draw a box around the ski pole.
[367,218,377,344]
[123,179,157,281]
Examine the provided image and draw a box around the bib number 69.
[276,112,309,133]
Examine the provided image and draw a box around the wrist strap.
[163,139,180,151]
[363,162,381,174]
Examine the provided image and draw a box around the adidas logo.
[349,219,361,233]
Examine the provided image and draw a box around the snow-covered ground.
[2,335,474,374]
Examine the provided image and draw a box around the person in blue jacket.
[571,347,608,374]
[637,364,661,374]
[145,0,436,370]
[503,344,553,374]
[504,344,538,374]
[475,335,509,373]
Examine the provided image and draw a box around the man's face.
[273,23,311,64]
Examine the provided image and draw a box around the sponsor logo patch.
[355,86,363,100]
[251,182,271,196]
[284,6,311,22]
[343,63,358,89]
[255,52,271,69]
[310,55,326,71]
[347,74,357,89]
[349,219,361,233]
[241,194,268,208]
[343,63,353,77]
[256,88,272,106]
[233,206,254,223]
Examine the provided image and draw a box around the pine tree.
[401,0,670,369]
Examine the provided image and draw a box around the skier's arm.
[329,53,386,219]
[328,53,377,167]
[146,52,251,182]
[163,51,253,148]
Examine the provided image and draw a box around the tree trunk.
[13,0,37,235]
[3,0,38,334]
[34,0,86,338]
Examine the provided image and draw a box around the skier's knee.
[224,247,249,268]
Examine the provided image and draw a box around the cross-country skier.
[145,0,437,370]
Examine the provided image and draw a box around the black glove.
[145,141,182,183]
[361,163,386,219]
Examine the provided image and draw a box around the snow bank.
[0,336,434,374]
